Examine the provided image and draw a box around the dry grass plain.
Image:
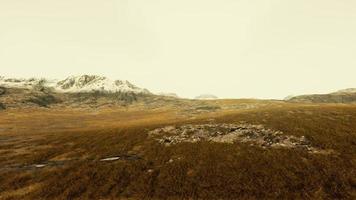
[0,100,355,199]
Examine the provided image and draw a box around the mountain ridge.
[287,88,356,103]
[0,75,150,94]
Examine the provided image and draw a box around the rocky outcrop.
[149,123,330,153]
[26,94,62,107]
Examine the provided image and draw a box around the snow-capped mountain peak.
[56,75,149,93]
[0,75,150,94]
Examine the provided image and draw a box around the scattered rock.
[100,155,142,162]
[101,157,120,162]
[0,87,5,95]
[2,160,71,172]
[187,169,195,176]
[1,156,143,172]
[34,164,46,168]
[0,102,5,110]
[148,123,327,153]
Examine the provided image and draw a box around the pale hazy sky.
[1,0,356,99]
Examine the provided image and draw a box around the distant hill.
[334,88,356,94]
[195,94,218,100]
[287,88,356,103]
[284,95,296,101]
[157,92,179,98]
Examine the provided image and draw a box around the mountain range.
[0,75,150,94]
[2,75,356,108]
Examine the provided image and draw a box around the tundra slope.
[288,88,356,103]
[0,102,355,199]
[0,75,356,199]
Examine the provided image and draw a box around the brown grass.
[0,102,355,199]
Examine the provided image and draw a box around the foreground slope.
[0,100,355,199]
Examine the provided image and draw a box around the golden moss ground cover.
[0,102,355,199]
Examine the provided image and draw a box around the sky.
[1,0,356,99]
